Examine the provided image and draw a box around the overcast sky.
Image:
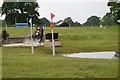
[38,1,110,24]
[0,0,110,24]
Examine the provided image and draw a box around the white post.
[52,28,55,56]
[30,18,34,54]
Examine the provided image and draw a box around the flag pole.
[30,18,34,54]
[51,23,55,56]
[50,13,55,56]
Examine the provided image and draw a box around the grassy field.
[3,26,118,53]
[1,26,118,78]
[2,47,118,78]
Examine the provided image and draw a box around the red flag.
[51,13,55,20]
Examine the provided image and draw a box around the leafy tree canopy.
[107,0,120,24]
[101,13,113,26]
[83,16,100,26]
[1,1,40,26]
[74,21,82,26]
[64,17,81,27]
[39,17,50,27]
[64,17,74,26]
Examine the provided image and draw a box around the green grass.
[2,47,118,78]
[0,47,1,79]
[0,27,2,79]
[2,26,118,53]
[1,26,119,78]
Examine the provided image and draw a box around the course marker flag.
[51,13,55,20]
[50,13,55,56]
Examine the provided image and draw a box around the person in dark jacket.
[39,26,44,43]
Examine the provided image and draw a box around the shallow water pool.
[63,52,117,59]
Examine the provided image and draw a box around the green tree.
[83,16,100,27]
[64,17,74,26]
[107,0,120,24]
[74,21,82,27]
[1,1,40,26]
[101,13,113,26]
[39,17,50,27]
[56,20,63,24]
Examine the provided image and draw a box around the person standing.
[39,26,44,43]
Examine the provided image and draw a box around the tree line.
[0,0,120,27]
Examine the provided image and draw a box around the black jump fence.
[45,33,58,39]
[2,33,59,44]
